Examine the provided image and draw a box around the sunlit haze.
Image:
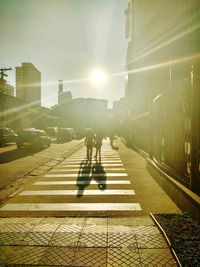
[0,0,128,108]
[89,68,107,88]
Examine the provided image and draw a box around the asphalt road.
[0,139,84,192]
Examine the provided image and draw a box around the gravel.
[154,213,200,267]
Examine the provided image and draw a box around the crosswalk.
[0,139,142,216]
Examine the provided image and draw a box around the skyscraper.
[16,63,41,106]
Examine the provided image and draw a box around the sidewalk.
[0,138,180,266]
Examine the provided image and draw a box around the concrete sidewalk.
[0,138,180,266]
[116,138,180,215]
[0,216,178,266]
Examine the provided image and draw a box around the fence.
[129,66,200,195]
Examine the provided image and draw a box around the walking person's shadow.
[92,160,107,190]
[76,159,92,197]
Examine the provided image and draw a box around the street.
[0,138,179,217]
[0,139,84,204]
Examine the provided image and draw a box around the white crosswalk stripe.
[0,139,142,215]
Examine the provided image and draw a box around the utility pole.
[0,67,12,93]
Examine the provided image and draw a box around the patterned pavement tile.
[0,246,7,264]
[0,232,26,245]
[139,248,178,266]
[73,247,107,267]
[56,224,83,233]
[61,217,86,225]
[78,232,107,247]
[0,217,43,225]
[85,218,108,226]
[50,232,80,247]
[133,225,161,235]
[39,246,74,266]
[0,223,34,233]
[107,248,142,267]
[136,234,169,249]
[108,216,154,226]
[108,233,137,249]
[82,224,107,234]
[22,231,54,246]
[2,246,45,265]
[31,223,59,232]
[108,225,133,234]
[40,217,63,225]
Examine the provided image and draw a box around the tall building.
[16,63,41,106]
[125,0,200,117]
[58,80,72,105]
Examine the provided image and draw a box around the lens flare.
[89,68,107,87]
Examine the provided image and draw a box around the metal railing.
[129,65,200,195]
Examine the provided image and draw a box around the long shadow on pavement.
[0,147,43,164]
[76,159,92,197]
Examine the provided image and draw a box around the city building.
[124,0,200,193]
[58,80,72,105]
[125,0,200,117]
[16,63,41,106]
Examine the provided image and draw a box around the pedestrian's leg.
[87,146,89,159]
[90,147,93,159]
[99,147,101,159]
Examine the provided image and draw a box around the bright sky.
[0,0,128,108]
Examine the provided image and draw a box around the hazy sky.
[0,0,128,108]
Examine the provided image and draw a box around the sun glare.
[89,68,107,87]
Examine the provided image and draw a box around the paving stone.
[0,232,26,245]
[49,232,80,247]
[133,225,161,235]
[31,223,59,232]
[2,246,45,265]
[107,247,142,267]
[78,232,107,247]
[73,247,107,267]
[108,232,137,248]
[85,217,108,226]
[139,248,178,266]
[61,217,85,225]
[82,224,107,233]
[39,246,74,266]
[56,224,83,233]
[0,223,34,233]
[136,234,169,249]
[40,217,63,225]
[22,231,54,246]
[108,225,133,234]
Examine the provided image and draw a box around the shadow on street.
[77,159,92,197]
[0,147,43,163]
[76,159,107,197]
[92,160,107,190]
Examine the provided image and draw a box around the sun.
[89,68,107,87]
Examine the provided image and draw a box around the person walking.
[85,129,95,160]
[94,131,104,160]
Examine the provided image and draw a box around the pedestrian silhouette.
[85,129,95,160]
[94,130,104,160]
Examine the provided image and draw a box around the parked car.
[74,128,85,139]
[0,128,17,146]
[16,128,51,149]
[57,128,74,142]
[45,127,58,138]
